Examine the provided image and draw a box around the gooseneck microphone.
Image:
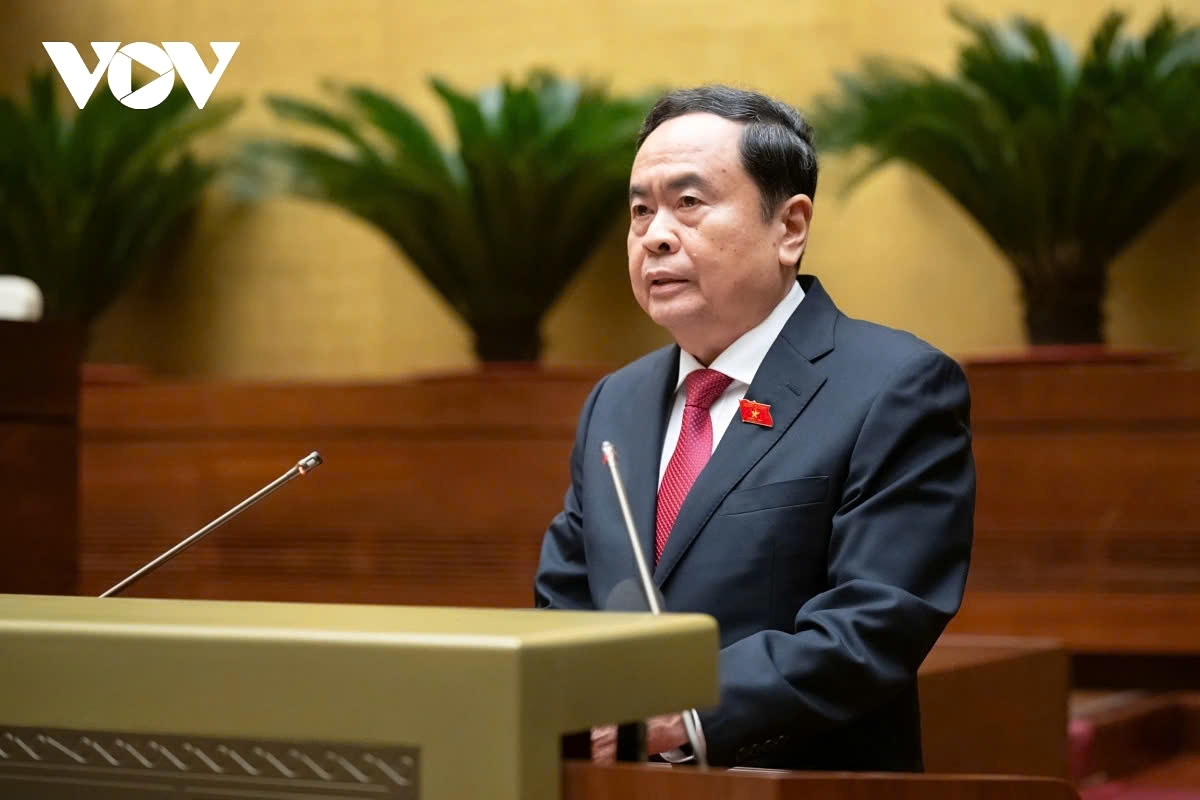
[600,441,709,769]
[98,451,324,598]
[601,442,661,614]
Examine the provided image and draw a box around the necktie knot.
[684,368,733,410]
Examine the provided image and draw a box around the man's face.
[627,112,809,364]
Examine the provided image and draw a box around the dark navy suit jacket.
[534,275,975,771]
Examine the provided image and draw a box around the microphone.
[603,577,664,613]
[98,451,324,598]
[600,440,709,769]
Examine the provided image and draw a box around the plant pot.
[1015,259,1109,347]
[470,317,545,364]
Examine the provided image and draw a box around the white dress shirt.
[658,279,805,485]
[656,278,805,762]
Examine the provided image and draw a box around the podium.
[0,593,718,799]
[0,593,1080,800]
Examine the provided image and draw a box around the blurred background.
[2,0,1198,377]
[1,1,1198,797]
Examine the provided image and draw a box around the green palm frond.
[810,6,1200,277]
[239,68,659,361]
[0,70,241,326]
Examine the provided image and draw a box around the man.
[533,85,975,772]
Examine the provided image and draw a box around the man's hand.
[646,712,688,755]
[590,713,689,762]
[590,724,616,764]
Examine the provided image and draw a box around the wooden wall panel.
[947,362,1200,655]
[80,369,600,604]
[973,434,1199,531]
[83,438,573,605]
[79,361,1200,658]
[0,320,81,595]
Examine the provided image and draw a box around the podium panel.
[0,594,718,800]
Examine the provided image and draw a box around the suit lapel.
[613,346,679,569]
[652,275,838,587]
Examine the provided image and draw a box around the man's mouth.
[649,277,689,297]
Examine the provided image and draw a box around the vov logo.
[42,42,239,110]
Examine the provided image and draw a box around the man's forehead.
[637,114,742,159]
[631,113,743,184]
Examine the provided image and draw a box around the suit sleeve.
[697,347,976,764]
[532,375,609,610]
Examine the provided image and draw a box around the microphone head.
[297,451,323,474]
[603,577,665,613]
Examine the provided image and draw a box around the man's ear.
[778,194,813,268]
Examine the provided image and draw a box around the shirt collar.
[675,278,806,392]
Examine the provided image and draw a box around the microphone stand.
[601,441,709,769]
[99,451,324,598]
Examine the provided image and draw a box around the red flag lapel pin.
[739,398,773,428]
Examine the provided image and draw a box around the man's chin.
[647,300,710,340]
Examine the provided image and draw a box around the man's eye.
[632,205,651,216]
[680,196,700,207]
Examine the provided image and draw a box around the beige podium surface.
[0,593,719,800]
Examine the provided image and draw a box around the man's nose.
[643,213,679,254]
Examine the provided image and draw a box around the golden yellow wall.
[3,0,1198,379]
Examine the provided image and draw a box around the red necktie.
[655,368,734,564]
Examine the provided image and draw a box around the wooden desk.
[562,761,1080,800]
[920,635,1070,779]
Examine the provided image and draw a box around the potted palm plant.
[809,7,1200,349]
[0,69,242,368]
[239,69,658,364]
